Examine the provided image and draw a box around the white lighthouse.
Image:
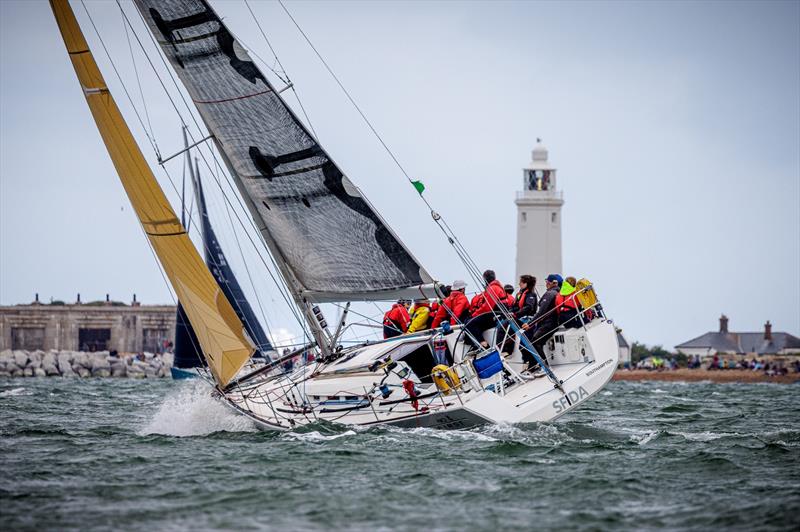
[515,139,564,292]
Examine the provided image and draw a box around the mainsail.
[133,0,434,303]
[49,0,254,387]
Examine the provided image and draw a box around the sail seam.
[144,231,187,237]
[193,88,273,105]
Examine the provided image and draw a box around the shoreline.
[613,368,800,384]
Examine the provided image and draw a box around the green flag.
[411,180,425,195]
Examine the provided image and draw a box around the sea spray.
[139,381,255,437]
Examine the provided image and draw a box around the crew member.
[498,274,537,355]
[431,280,471,328]
[463,270,507,350]
[503,284,516,307]
[407,298,432,333]
[383,299,411,339]
[522,274,561,371]
[556,276,581,328]
[512,275,537,320]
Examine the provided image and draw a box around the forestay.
[133,0,434,302]
[50,0,254,387]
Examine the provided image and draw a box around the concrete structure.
[675,315,800,358]
[515,139,563,292]
[0,297,176,354]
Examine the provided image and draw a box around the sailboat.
[49,0,619,430]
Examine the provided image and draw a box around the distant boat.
[173,135,272,378]
[51,0,619,430]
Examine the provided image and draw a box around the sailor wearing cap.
[431,280,471,328]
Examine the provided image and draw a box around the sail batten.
[133,0,434,302]
[49,0,254,387]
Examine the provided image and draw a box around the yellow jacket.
[407,304,431,333]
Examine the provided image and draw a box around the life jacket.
[555,281,579,313]
[431,290,470,328]
[513,288,535,318]
[514,288,529,309]
[383,304,410,332]
[407,302,431,333]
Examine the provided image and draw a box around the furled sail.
[133,0,434,303]
[49,0,254,387]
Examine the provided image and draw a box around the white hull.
[221,318,619,431]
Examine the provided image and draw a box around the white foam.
[633,430,659,445]
[282,429,357,443]
[393,426,500,442]
[140,382,256,437]
[672,431,733,442]
[0,387,30,397]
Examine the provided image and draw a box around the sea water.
[1,378,798,531]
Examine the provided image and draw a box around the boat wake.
[140,382,256,437]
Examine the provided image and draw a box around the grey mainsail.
[133,0,433,304]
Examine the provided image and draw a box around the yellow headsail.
[49,0,254,387]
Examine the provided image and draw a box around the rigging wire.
[214,158,281,348]
[234,1,319,141]
[243,0,290,85]
[121,6,158,156]
[79,0,158,158]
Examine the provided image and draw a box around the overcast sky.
[1,0,798,349]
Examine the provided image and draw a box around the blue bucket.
[473,350,503,380]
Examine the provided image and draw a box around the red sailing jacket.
[474,280,508,316]
[383,304,411,332]
[431,291,470,328]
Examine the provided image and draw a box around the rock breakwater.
[0,349,174,378]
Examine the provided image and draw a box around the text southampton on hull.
[49,0,620,430]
